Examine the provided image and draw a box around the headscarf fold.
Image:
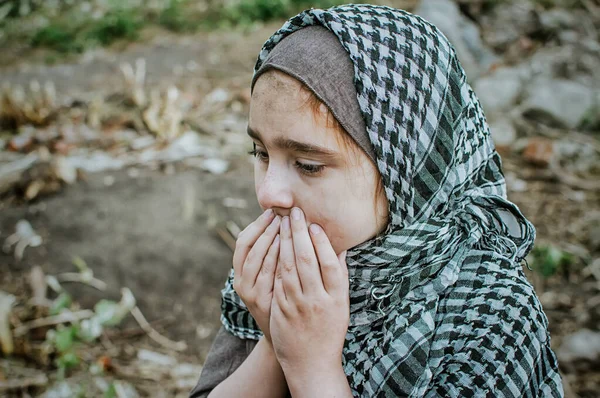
[219,5,562,397]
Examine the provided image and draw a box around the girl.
[191,4,563,397]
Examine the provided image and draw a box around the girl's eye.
[294,161,325,176]
[248,144,325,177]
[248,143,269,162]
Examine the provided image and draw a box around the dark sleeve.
[189,326,259,398]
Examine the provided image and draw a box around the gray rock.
[521,78,596,129]
[504,172,528,193]
[557,329,600,365]
[540,9,577,32]
[581,38,600,55]
[474,67,527,117]
[528,40,600,85]
[488,118,517,149]
[557,30,579,45]
[555,138,599,173]
[480,1,541,51]
[414,0,497,80]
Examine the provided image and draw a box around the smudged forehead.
[251,71,313,114]
[249,71,340,151]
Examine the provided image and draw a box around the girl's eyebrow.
[247,125,340,159]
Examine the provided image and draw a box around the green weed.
[30,8,142,53]
[528,244,574,278]
[159,0,197,32]
[10,0,348,57]
[87,9,142,46]
[220,0,346,25]
[42,258,136,378]
[31,24,82,53]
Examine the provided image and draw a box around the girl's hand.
[270,207,349,376]
[233,209,281,343]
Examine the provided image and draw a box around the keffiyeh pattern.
[220,4,563,397]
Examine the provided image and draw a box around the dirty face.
[248,70,389,254]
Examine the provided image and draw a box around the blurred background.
[0,0,598,396]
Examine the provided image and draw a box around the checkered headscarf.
[220,5,563,396]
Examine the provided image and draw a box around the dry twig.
[0,374,48,391]
[105,316,175,339]
[549,164,600,192]
[13,309,94,337]
[215,226,236,251]
[130,306,187,352]
[55,272,107,291]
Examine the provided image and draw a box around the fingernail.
[282,216,290,231]
[291,207,302,221]
[309,223,321,235]
[263,209,273,219]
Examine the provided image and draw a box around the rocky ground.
[0,0,599,396]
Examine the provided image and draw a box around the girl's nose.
[256,167,294,213]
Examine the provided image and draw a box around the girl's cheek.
[323,221,347,250]
[307,208,331,231]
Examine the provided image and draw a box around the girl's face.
[249,70,389,254]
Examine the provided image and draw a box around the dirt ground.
[1,16,599,398]
[0,22,277,378]
[1,163,260,360]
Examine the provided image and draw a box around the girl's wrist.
[279,349,344,374]
[284,361,351,398]
[257,336,277,359]
[255,337,288,385]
